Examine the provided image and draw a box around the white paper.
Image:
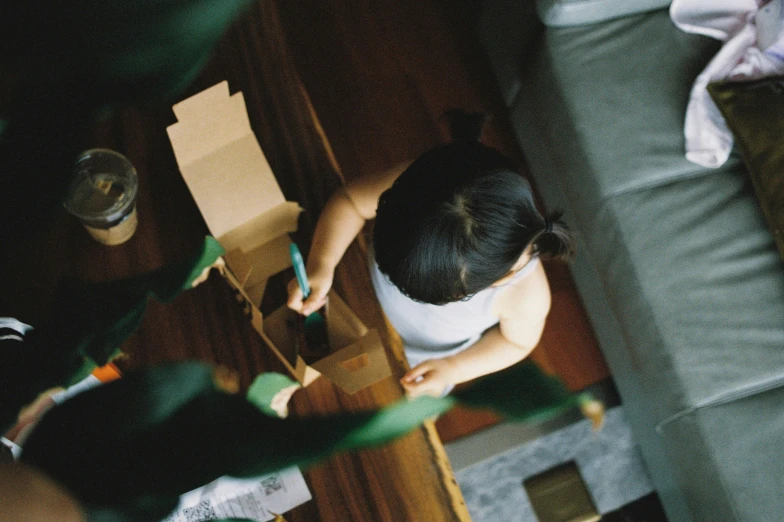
[161,467,312,522]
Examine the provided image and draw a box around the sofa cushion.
[537,0,672,28]
[583,162,784,522]
[661,385,784,522]
[586,168,784,419]
[510,8,721,222]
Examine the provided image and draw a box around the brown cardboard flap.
[223,232,293,311]
[219,202,301,254]
[177,136,289,239]
[325,289,369,349]
[166,82,301,243]
[224,249,254,287]
[243,235,292,288]
[245,281,268,309]
[311,329,390,394]
[168,92,253,167]
[263,305,302,368]
[171,81,230,121]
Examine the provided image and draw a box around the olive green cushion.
[708,76,784,260]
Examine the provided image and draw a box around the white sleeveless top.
[370,255,540,367]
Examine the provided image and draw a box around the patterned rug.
[453,406,654,522]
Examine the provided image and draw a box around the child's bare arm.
[287,163,407,315]
[401,262,551,397]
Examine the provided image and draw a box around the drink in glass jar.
[63,149,139,246]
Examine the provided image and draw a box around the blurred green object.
[22,360,582,522]
[246,372,301,417]
[3,1,254,104]
[454,358,587,422]
[0,0,254,242]
[0,236,225,433]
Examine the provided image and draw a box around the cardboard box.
[167,81,390,394]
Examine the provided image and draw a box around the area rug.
[454,406,654,522]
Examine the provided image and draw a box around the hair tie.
[544,219,553,234]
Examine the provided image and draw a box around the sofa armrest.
[537,0,671,27]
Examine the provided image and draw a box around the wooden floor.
[275,0,610,443]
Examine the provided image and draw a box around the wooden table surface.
[0,1,469,521]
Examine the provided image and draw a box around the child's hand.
[286,264,334,316]
[400,358,456,398]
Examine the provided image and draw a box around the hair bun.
[533,211,576,260]
[443,109,487,143]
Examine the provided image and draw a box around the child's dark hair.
[373,110,575,305]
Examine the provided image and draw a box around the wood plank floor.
[275,0,610,443]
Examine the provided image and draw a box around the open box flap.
[245,282,268,310]
[224,249,254,287]
[168,90,253,167]
[224,234,294,309]
[311,329,389,394]
[171,81,230,121]
[166,82,301,244]
[325,289,368,348]
[254,303,321,387]
[219,202,301,255]
[175,135,290,240]
[242,235,293,289]
[262,306,305,371]
[224,235,293,294]
[317,292,390,394]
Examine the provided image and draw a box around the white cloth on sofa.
[671,0,784,168]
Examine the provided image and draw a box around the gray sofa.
[478,1,784,521]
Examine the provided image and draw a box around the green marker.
[290,242,311,299]
[289,242,329,362]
